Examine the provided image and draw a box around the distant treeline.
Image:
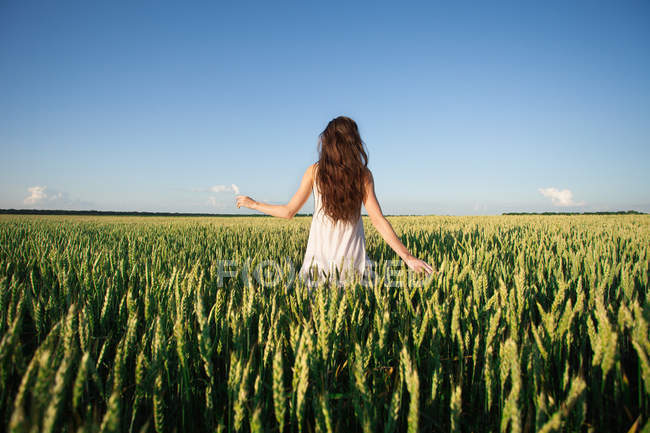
[0,209,313,217]
[1,208,646,217]
[502,210,646,215]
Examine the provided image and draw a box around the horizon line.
[0,209,646,217]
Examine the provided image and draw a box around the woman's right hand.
[236,195,257,209]
[403,254,436,275]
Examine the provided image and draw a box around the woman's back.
[299,173,371,286]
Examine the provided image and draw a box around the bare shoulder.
[363,167,374,185]
[362,168,374,200]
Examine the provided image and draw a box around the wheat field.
[0,214,648,432]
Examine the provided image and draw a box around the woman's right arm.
[362,169,434,275]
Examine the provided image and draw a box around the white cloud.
[206,195,245,211]
[24,186,47,204]
[22,185,93,209]
[209,185,228,193]
[193,184,241,210]
[206,184,240,194]
[538,187,585,207]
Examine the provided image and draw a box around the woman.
[236,116,434,286]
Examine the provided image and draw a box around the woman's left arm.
[236,164,314,219]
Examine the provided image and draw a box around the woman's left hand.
[403,254,436,276]
[236,195,257,209]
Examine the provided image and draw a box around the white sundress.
[298,179,373,287]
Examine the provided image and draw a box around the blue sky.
[1,1,649,215]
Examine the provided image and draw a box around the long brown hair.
[315,116,369,225]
